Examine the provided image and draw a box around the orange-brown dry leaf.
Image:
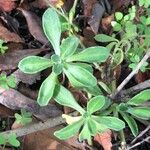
[94,130,112,150]
[0,23,23,43]
[0,0,17,12]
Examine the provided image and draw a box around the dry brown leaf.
[94,130,112,150]
[19,8,48,44]
[0,23,23,43]
[0,0,17,12]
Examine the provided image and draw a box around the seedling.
[0,73,16,89]
[15,109,32,125]
[18,8,110,106]
[0,133,20,148]
[0,39,8,54]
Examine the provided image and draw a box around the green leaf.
[84,85,102,96]
[60,36,79,59]
[54,84,85,114]
[42,8,61,55]
[98,81,111,94]
[0,134,6,145]
[52,64,63,75]
[115,12,123,21]
[8,134,20,147]
[64,63,97,87]
[111,21,122,32]
[94,34,117,43]
[37,73,57,106]
[18,56,53,74]
[7,75,16,88]
[54,119,84,140]
[66,46,110,63]
[127,107,150,120]
[79,122,92,145]
[87,118,97,135]
[120,112,138,137]
[127,89,150,105]
[87,96,105,114]
[93,116,125,131]
[74,63,93,73]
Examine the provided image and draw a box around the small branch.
[127,136,150,150]
[110,50,150,99]
[2,115,65,137]
[131,125,150,144]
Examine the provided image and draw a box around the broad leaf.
[79,122,92,145]
[93,116,125,131]
[18,56,53,74]
[115,12,123,21]
[43,8,61,55]
[127,89,150,105]
[87,96,105,114]
[66,46,110,63]
[87,118,97,135]
[84,85,102,96]
[95,34,117,43]
[75,63,93,73]
[64,63,97,87]
[54,119,84,140]
[54,84,85,114]
[0,134,6,145]
[120,112,138,137]
[37,73,57,106]
[127,107,150,120]
[60,36,79,59]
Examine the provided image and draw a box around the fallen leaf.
[0,0,17,12]
[94,130,112,150]
[18,8,48,44]
[0,23,23,43]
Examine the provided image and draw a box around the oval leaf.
[87,96,106,114]
[95,34,117,43]
[127,89,150,105]
[53,84,85,114]
[18,56,53,74]
[127,107,150,120]
[54,119,84,140]
[37,73,57,106]
[93,116,125,131]
[43,8,61,55]
[64,63,97,87]
[60,36,79,59]
[66,46,110,63]
[120,112,138,137]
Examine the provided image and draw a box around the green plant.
[18,8,110,106]
[0,39,8,54]
[53,85,125,144]
[0,72,16,89]
[139,0,150,8]
[15,109,32,125]
[0,133,20,148]
[117,89,150,137]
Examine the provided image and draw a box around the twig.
[110,50,150,99]
[127,136,150,150]
[1,112,77,138]
[131,125,150,144]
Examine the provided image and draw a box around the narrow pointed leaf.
[54,119,84,140]
[120,112,138,137]
[66,46,110,63]
[95,34,118,43]
[79,122,92,145]
[93,116,125,131]
[87,96,105,114]
[54,84,85,114]
[127,107,150,120]
[127,89,150,105]
[18,56,53,74]
[43,8,61,55]
[65,63,97,87]
[60,36,79,59]
[37,73,57,106]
